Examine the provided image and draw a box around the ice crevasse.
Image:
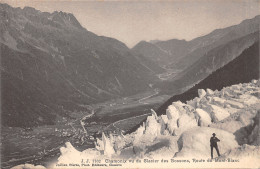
[12,80,260,168]
[55,80,260,162]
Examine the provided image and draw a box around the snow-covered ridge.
[12,80,260,168]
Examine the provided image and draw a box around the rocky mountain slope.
[160,32,259,93]
[154,39,190,64]
[157,40,259,116]
[132,15,259,70]
[128,40,259,134]
[133,52,165,74]
[169,15,260,70]
[131,40,183,66]
[0,4,160,127]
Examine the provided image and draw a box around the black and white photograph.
[0,0,259,168]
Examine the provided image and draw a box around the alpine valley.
[0,3,259,169]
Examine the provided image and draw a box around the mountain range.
[132,15,260,70]
[127,40,259,134]
[1,3,259,128]
[0,4,161,127]
[159,31,259,94]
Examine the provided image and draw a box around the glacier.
[11,80,260,168]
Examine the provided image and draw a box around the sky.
[2,0,260,47]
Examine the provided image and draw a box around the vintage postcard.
[0,0,259,168]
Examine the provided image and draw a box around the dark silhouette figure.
[210,133,220,158]
[93,132,97,141]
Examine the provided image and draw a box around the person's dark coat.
[210,136,220,147]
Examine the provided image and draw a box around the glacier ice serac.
[12,80,260,168]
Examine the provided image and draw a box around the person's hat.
[212,133,216,136]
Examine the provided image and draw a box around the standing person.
[210,133,221,159]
